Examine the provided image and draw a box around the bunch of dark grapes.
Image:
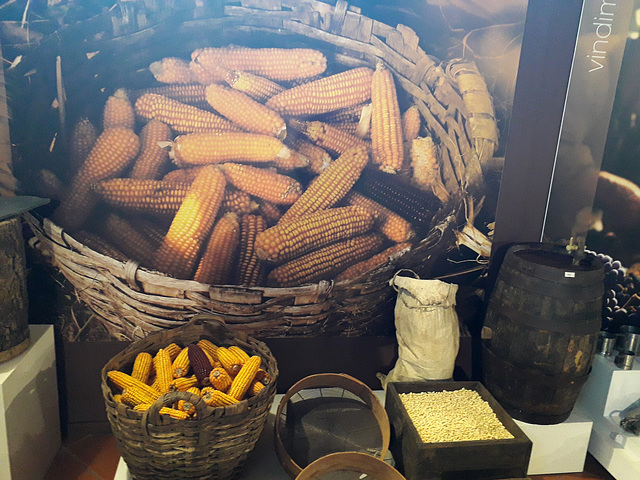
[587,250,640,332]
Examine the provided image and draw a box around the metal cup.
[617,325,640,355]
[615,350,635,370]
[597,332,617,357]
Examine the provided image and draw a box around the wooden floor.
[43,433,616,480]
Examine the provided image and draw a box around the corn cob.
[197,339,219,362]
[193,212,240,285]
[136,218,168,247]
[134,93,240,134]
[103,89,135,130]
[228,355,261,400]
[201,388,239,407]
[36,169,65,201]
[128,84,209,109]
[255,206,374,263]
[149,57,195,84]
[113,394,123,403]
[237,214,267,287]
[92,179,190,217]
[131,352,153,384]
[255,369,271,385]
[225,69,285,102]
[229,346,251,363]
[188,344,213,386]
[187,386,201,396]
[172,347,191,378]
[169,132,295,167]
[272,149,310,171]
[371,63,403,174]
[191,46,327,82]
[342,191,415,243]
[189,58,229,86]
[328,122,362,137]
[402,105,421,142]
[284,134,332,174]
[209,367,233,392]
[318,103,370,124]
[107,371,162,404]
[161,167,204,184]
[53,127,140,231]
[221,163,302,205]
[295,120,369,157]
[216,347,243,375]
[222,187,258,215]
[153,348,173,393]
[257,201,282,226]
[155,165,226,279]
[169,375,199,392]
[248,380,265,397]
[130,120,173,180]
[279,145,369,223]
[205,83,286,138]
[69,117,97,171]
[410,136,450,204]
[98,213,158,268]
[72,230,129,262]
[336,243,412,281]
[133,403,190,419]
[266,67,373,116]
[165,343,182,361]
[267,233,385,287]
[178,400,196,415]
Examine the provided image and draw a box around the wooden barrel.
[482,243,603,424]
[0,216,31,363]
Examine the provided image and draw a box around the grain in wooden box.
[385,381,532,480]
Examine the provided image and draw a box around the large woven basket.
[14,0,498,339]
[101,314,278,480]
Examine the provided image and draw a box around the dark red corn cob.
[188,344,213,386]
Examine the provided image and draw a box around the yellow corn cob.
[216,347,243,375]
[267,233,385,287]
[149,57,195,84]
[92,179,190,217]
[202,388,239,407]
[237,214,267,287]
[103,89,135,130]
[295,120,369,157]
[197,339,219,362]
[134,93,240,134]
[169,132,294,167]
[272,149,309,171]
[247,380,265,397]
[191,46,327,82]
[172,347,191,378]
[193,212,240,285]
[133,403,190,419]
[209,367,233,392]
[284,135,332,174]
[136,218,168,246]
[255,206,374,263]
[98,213,158,268]
[228,355,261,400]
[402,105,421,142]
[155,165,226,279]
[187,386,201,396]
[131,352,153,384]
[36,169,66,201]
[221,163,302,205]
[153,348,173,393]
[161,167,203,184]
[257,201,282,226]
[342,191,415,243]
[113,394,123,403]
[130,120,173,180]
[410,136,450,204]
[266,67,373,116]
[169,375,198,392]
[53,127,140,231]
[371,63,404,174]
[165,343,182,361]
[336,243,412,281]
[225,69,285,102]
[178,400,196,415]
[222,187,258,215]
[329,122,361,137]
[229,346,251,363]
[205,83,286,138]
[129,84,209,109]
[72,231,129,262]
[279,145,369,223]
[107,370,162,404]
[255,369,271,385]
[69,117,97,171]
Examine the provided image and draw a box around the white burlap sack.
[380,271,460,389]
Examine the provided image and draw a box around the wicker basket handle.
[141,391,209,442]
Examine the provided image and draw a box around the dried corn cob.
[188,344,213,386]
[133,403,190,419]
[72,231,129,262]
[202,388,239,407]
[221,163,302,205]
[255,369,271,385]
[248,380,265,397]
[98,213,158,268]
[169,375,198,392]
[255,206,374,263]
[371,63,404,174]
[272,149,309,171]
[131,352,153,384]
[284,134,332,174]
[226,69,285,102]
[266,67,373,116]
[216,347,243,375]
[161,167,203,184]
[53,127,140,231]
[134,93,240,134]
[107,371,162,404]
[136,218,167,247]
[155,165,226,279]
[103,89,135,130]
[69,117,97,171]
[222,187,258,215]
[267,233,385,287]
[295,120,369,157]
[186,386,201,396]
[402,105,421,142]
[153,348,173,393]
[342,191,415,243]
[336,243,412,281]
[172,347,191,378]
[36,169,65,201]
[279,145,369,223]
[193,212,240,285]
[178,400,196,415]
[257,201,282,226]
[189,58,229,86]
[165,343,182,361]
[229,346,251,363]
[318,103,369,124]
[92,179,190,217]
[410,136,450,204]
[197,339,219,362]
[328,122,361,137]
[228,355,261,400]
[237,214,267,287]
[209,367,233,392]
[205,83,286,138]
[130,120,173,180]
[149,57,195,84]
[191,46,327,82]
[169,132,294,167]
[128,84,209,109]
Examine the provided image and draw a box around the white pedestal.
[572,353,640,480]
[0,325,61,480]
[514,409,593,475]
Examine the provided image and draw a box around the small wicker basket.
[101,314,278,480]
[15,0,497,339]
